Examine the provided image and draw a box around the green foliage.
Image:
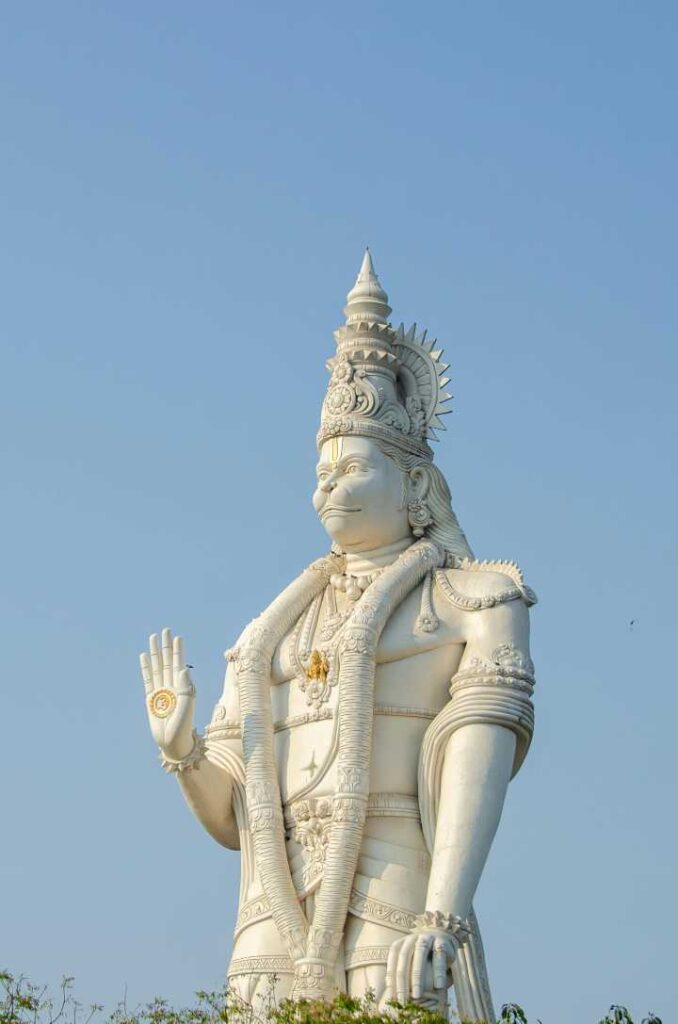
[497,1007,528,1024]
[0,972,663,1024]
[597,1010,663,1024]
[0,973,102,1024]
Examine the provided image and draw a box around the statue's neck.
[343,536,413,575]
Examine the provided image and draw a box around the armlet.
[205,703,242,740]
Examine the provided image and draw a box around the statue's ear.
[408,465,430,502]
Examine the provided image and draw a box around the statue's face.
[313,435,411,552]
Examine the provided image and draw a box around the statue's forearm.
[176,759,240,850]
[425,722,516,919]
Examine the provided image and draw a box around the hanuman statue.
[139,252,537,1021]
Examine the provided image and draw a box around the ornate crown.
[317,250,452,462]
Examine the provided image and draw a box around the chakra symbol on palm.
[148,688,177,719]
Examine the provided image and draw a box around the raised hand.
[140,628,196,760]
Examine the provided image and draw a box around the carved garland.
[231,540,445,1000]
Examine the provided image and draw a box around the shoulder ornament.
[437,558,538,610]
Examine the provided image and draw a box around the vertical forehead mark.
[330,436,342,468]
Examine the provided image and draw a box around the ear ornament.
[408,499,434,538]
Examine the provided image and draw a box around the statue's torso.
[268,580,464,844]
[224,560,533,989]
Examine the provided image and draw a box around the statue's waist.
[282,792,420,832]
[282,793,426,901]
[234,832,431,938]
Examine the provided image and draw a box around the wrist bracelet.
[160,730,206,774]
[413,910,471,944]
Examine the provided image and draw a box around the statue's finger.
[410,934,431,1000]
[432,941,447,990]
[149,633,162,686]
[161,627,173,687]
[385,940,400,1002]
[396,934,416,1003]
[173,635,185,679]
[139,653,153,694]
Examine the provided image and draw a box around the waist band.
[283,792,419,831]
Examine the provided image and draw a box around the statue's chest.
[269,585,463,804]
[272,582,462,687]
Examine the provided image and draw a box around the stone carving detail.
[287,798,333,875]
[205,705,241,740]
[140,252,536,1022]
[274,707,333,733]
[450,647,536,697]
[344,946,393,970]
[365,793,420,819]
[299,649,334,708]
[337,630,374,655]
[160,730,206,774]
[435,570,525,611]
[246,781,284,834]
[291,960,331,997]
[228,955,294,977]
[234,895,272,936]
[306,924,340,960]
[493,642,535,676]
[348,887,417,933]
[414,570,439,632]
[373,704,436,720]
[317,611,351,642]
[231,647,269,675]
[333,798,365,825]
[445,558,538,606]
[413,910,471,943]
[337,766,367,793]
[289,595,339,708]
[324,361,379,418]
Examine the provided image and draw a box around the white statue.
[139,252,536,1021]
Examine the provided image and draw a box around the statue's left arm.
[425,595,533,922]
[387,572,535,1003]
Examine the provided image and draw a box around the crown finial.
[343,248,392,325]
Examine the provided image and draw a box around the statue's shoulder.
[434,558,538,612]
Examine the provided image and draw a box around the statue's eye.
[345,463,360,474]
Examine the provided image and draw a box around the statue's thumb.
[177,668,196,696]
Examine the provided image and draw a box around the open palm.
[140,627,195,759]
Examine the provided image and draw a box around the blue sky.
[1,3,676,1022]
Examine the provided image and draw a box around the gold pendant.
[305,649,329,683]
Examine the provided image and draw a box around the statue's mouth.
[320,504,362,520]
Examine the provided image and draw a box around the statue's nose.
[321,477,337,494]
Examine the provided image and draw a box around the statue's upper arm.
[459,593,531,670]
[203,651,243,746]
[431,564,536,774]
[434,562,535,666]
